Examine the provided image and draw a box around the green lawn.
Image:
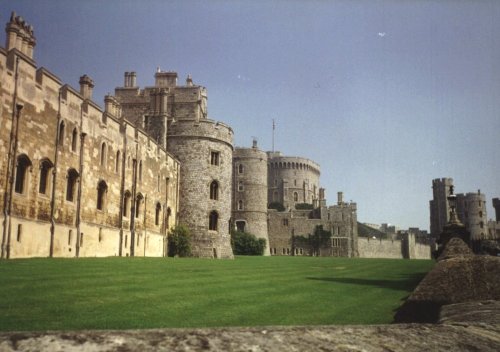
[0,256,434,331]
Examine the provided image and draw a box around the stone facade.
[232,142,270,255]
[0,13,179,259]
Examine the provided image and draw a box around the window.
[16,224,22,242]
[293,192,298,202]
[238,164,244,174]
[58,121,65,146]
[238,200,243,210]
[71,128,78,152]
[238,181,243,192]
[209,210,218,231]
[236,220,246,232]
[68,230,72,245]
[294,179,297,186]
[210,151,220,166]
[38,159,53,195]
[155,202,161,226]
[157,174,161,192]
[282,219,289,226]
[123,191,131,218]
[66,169,79,202]
[115,150,121,173]
[100,142,107,167]
[135,194,143,218]
[479,211,483,218]
[97,180,108,211]
[14,155,31,194]
[138,160,143,181]
[210,181,219,200]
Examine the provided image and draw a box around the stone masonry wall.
[0,32,179,259]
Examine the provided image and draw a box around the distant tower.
[493,198,500,222]
[429,178,454,237]
[456,190,487,243]
[232,140,270,255]
[267,152,320,210]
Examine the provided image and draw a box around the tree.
[231,231,266,255]
[167,225,191,257]
[268,202,285,212]
[295,225,332,256]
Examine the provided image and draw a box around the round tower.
[167,119,234,258]
[267,152,320,210]
[233,142,269,255]
[463,191,487,242]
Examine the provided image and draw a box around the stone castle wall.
[232,146,269,255]
[357,234,431,259]
[0,22,179,259]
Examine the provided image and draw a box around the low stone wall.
[1,308,499,352]
[357,237,403,258]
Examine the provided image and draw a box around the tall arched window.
[135,194,143,218]
[100,142,107,167]
[66,168,79,202]
[238,181,243,191]
[238,200,243,210]
[210,180,219,200]
[209,210,218,231]
[115,150,121,174]
[293,192,298,202]
[71,128,78,152]
[14,154,32,194]
[238,164,244,174]
[123,191,131,218]
[97,180,108,211]
[155,202,162,226]
[58,121,65,146]
[38,158,53,195]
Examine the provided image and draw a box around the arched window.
[155,202,161,226]
[14,154,32,194]
[58,121,65,146]
[96,180,108,211]
[115,150,121,174]
[66,168,79,202]
[210,180,219,200]
[238,200,243,210]
[135,194,143,218]
[138,160,143,181]
[293,192,298,202]
[100,142,107,167]
[209,210,218,231]
[71,128,78,152]
[38,159,53,195]
[238,181,243,192]
[123,191,131,218]
[238,164,244,174]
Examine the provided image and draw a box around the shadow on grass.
[307,272,428,292]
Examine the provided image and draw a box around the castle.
[430,177,500,251]
[0,13,430,260]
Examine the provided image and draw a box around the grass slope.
[0,256,434,331]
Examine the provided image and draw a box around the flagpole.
[272,119,275,152]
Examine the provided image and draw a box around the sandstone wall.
[0,43,179,259]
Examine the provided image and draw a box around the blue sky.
[3,0,499,230]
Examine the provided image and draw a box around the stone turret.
[5,11,36,59]
[233,142,270,255]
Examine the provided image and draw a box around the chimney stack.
[79,75,94,100]
[5,12,36,59]
[337,192,343,205]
